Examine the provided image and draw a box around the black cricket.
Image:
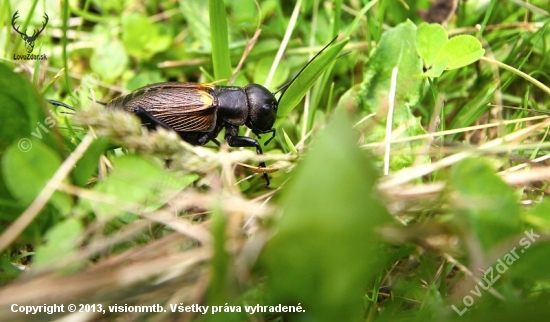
[48,37,338,187]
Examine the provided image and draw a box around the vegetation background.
[1,0,550,320]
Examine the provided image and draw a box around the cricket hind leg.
[225,126,270,187]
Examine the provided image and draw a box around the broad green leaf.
[451,158,521,250]
[523,199,550,231]
[121,13,172,60]
[0,65,33,154]
[80,155,198,221]
[508,240,550,283]
[0,62,47,202]
[260,112,392,321]
[419,57,448,78]
[434,34,485,70]
[337,20,427,170]
[126,70,166,91]
[71,138,111,187]
[0,256,21,282]
[416,23,448,68]
[275,38,348,127]
[253,57,289,90]
[2,140,72,215]
[0,63,63,153]
[90,34,128,82]
[359,20,423,113]
[33,218,84,269]
[0,62,68,241]
[149,24,173,55]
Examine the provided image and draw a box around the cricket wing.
[124,84,218,132]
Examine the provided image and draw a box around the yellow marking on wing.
[199,91,214,106]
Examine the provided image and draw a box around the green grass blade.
[331,0,342,38]
[343,0,378,38]
[265,0,302,89]
[282,128,297,154]
[275,38,348,128]
[208,0,231,84]
[62,0,70,92]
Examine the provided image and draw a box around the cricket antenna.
[500,105,550,115]
[274,36,339,103]
[87,97,108,106]
[47,99,76,114]
[47,97,109,113]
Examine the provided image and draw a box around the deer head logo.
[11,10,49,54]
